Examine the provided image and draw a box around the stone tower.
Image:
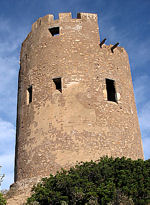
[15,12,144,186]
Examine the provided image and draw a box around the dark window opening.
[27,86,32,104]
[49,27,59,36]
[53,78,62,92]
[106,79,117,102]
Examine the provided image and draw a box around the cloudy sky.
[0,0,150,190]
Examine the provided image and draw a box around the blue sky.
[0,0,150,190]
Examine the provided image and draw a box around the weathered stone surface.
[6,177,40,204]
[8,12,144,204]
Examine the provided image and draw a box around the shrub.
[0,192,6,205]
[26,157,150,205]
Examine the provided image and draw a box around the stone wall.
[15,12,144,189]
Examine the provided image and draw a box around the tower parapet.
[31,12,98,32]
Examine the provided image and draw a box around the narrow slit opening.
[53,78,62,92]
[106,79,117,102]
[27,86,32,104]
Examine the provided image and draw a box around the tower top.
[32,12,98,31]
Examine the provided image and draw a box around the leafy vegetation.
[0,166,6,205]
[26,157,150,205]
[0,192,6,205]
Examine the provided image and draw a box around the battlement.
[32,12,98,31]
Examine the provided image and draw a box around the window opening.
[27,86,32,104]
[49,27,59,36]
[106,79,117,102]
[53,78,62,92]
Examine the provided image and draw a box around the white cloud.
[0,56,18,123]
[0,17,11,32]
[0,118,15,142]
[142,137,150,160]
[133,75,150,159]
[0,56,18,92]
[0,15,29,57]
[133,75,149,106]
[0,153,15,171]
[0,119,15,190]
[0,16,27,190]
[126,39,150,69]
[0,153,15,190]
[139,102,150,131]
[0,41,20,55]
[0,16,27,122]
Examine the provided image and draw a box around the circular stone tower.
[15,12,144,184]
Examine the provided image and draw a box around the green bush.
[0,192,6,205]
[26,157,150,205]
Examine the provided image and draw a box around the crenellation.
[77,12,97,20]
[32,15,54,31]
[31,19,38,31]
[59,12,72,21]
[31,12,98,34]
[40,14,54,26]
